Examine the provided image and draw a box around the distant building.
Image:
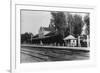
[38,26,55,38]
[32,26,63,45]
[64,35,77,47]
[78,23,90,47]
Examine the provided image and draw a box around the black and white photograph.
[20,9,90,63]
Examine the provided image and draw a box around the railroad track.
[21,49,69,61]
[21,51,48,61]
[21,47,89,62]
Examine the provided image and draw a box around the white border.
[11,3,96,73]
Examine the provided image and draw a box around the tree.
[84,14,90,35]
[66,13,83,37]
[50,12,83,38]
[49,19,55,29]
[73,14,83,37]
[21,34,26,44]
[66,13,74,35]
[21,32,34,44]
[28,32,34,43]
[51,12,67,38]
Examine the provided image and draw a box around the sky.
[21,10,88,35]
[21,10,52,35]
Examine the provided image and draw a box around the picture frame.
[11,0,96,73]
